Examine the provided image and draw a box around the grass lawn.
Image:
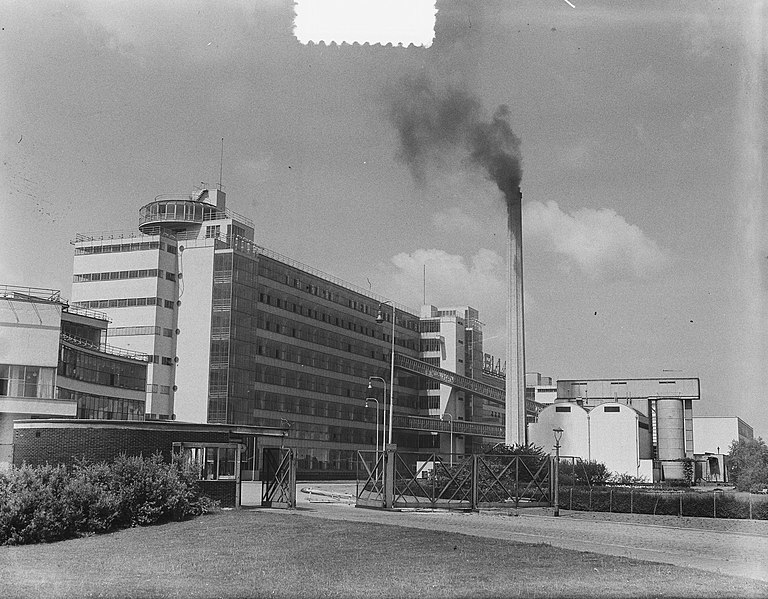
[1,509,767,598]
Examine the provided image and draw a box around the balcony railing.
[60,333,150,362]
[62,304,111,322]
[139,198,254,229]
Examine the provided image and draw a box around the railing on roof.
[0,284,61,302]
[62,304,111,323]
[60,333,150,362]
[72,228,176,243]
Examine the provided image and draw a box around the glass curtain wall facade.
[210,248,422,476]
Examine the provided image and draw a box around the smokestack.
[506,187,526,446]
[386,75,526,445]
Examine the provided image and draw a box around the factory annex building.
[70,188,525,477]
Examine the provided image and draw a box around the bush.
[559,460,610,487]
[728,438,768,492]
[562,486,768,520]
[0,453,218,546]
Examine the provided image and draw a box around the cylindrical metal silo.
[656,399,685,480]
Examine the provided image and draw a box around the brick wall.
[13,423,241,507]
[13,425,232,467]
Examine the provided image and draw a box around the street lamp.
[442,412,454,467]
[553,427,563,517]
[367,377,387,447]
[365,396,380,476]
[375,302,396,445]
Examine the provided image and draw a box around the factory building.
[692,416,754,483]
[0,285,149,468]
[529,377,700,482]
[69,187,528,477]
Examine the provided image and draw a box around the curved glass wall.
[138,200,224,230]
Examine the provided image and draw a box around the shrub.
[559,460,610,487]
[728,438,768,493]
[0,453,218,546]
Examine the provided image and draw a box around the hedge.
[0,453,218,546]
[562,486,768,520]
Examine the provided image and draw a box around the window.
[555,406,571,412]
[205,225,221,238]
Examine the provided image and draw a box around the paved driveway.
[294,482,768,583]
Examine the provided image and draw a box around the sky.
[2,0,766,437]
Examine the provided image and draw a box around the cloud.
[383,248,504,309]
[524,200,668,281]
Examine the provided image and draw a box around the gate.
[356,450,385,507]
[474,453,551,508]
[261,447,297,508]
[356,448,552,510]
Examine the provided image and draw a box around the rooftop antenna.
[218,137,224,190]
[423,264,426,305]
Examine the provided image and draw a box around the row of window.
[257,312,396,361]
[255,336,386,378]
[75,240,177,255]
[58,388,145,420]
[0,365,55,399]
[249,363,418,409]
[146,384,172,394]
[74,297,175,310]
[258,291,385,340]
[109,326,175,337]
[58,346,147,391]
[256,256,420,332]
[248,390,381,424]
[73,269,177,283]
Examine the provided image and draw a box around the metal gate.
[356,450,385,508]
[356,448,552,510]
[261,447,296,508]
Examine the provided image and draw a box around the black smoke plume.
[387,74,522,206]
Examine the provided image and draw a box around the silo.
[656,399,686,479]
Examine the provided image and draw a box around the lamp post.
[442,412,454,467]
[365,396,380,476]
[367,377,387,448]
[375,302,396,445]
[553,427,563,517]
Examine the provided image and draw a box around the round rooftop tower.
[138,188,228,234]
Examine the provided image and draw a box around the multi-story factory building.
[70,188,514,476]
[0,285,148,467]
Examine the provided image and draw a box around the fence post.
[609,488,612,513]
[749,493,753,520]
[589,488,592,511]
[471,454,479,510]
[679,491,682,518]
[569,487,573,510]
[713,490,717,519]
[630,489,633,514]
[384,444,396,509]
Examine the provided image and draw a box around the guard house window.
[205,225,221,239]
[555,406,571,412]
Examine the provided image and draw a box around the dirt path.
[292,482,768,583]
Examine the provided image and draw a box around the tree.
[727,438,768,492]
